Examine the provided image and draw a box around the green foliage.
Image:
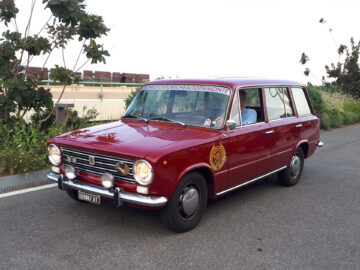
[307,86,360,130]
[78,14,107,40]
[65,106,99,130]
[0,0,109,125]
[0,0,19,26]
[49,65,81,85]
[0,123,62,175]
[0,106,99,176]
[324,38,360,99]
[43,0,86,27]
[125,87,141,109]
[83,39,109,64]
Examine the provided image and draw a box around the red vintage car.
[47,78,323,232]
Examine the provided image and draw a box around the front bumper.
[47,172,168,207]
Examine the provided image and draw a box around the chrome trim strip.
[216,166,287,196]
[47,172,167,207]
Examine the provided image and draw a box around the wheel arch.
[176,163,215,199]
[296,140,309,158]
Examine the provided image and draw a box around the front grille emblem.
[115,161,130,175]
[89,155,95,165]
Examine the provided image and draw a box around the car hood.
[50,121,219,159]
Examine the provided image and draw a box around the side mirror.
[226,120,236,131]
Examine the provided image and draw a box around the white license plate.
[78,191,101,204]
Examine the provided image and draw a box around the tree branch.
[75,58,91,73]
[36,15,53,36]
[73,41,86,71]
[24,0,37,38]
[62,48,66,69]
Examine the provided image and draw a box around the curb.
[0,170,52,194]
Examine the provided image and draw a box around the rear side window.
[265,88,294,120]
[292,87,312,116]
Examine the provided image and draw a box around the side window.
[292,87,312,116]
[230,88,263,126]
[265,87,294,120]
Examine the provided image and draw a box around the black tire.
[278,148,304,186]
[65,188,85,202]
[161,172,208,233]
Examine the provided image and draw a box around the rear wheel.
[278,148,304,186]
[161,172,208,233]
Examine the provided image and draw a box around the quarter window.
[265,88,294,120]
[292,87,312,116]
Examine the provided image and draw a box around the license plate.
[78,191,101,204]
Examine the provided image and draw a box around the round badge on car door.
[209,144,226,171]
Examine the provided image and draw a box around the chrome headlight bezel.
[47,144,62,166]
[133,159,154,186]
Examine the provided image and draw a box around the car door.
[224,88,276,192]
[264,87,300,170]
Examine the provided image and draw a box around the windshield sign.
[124,85,231,128]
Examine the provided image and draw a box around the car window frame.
[230,86,266,129]
[263,86,296,122]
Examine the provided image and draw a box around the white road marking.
[0,183,57,199]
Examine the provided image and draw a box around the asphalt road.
[1,124,360,270]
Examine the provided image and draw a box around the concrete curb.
[0,170,52,194]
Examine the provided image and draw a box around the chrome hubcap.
[290,154,301,178]
[180,186,200,217]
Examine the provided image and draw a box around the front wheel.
[278,148,304,186]
[161,172,208,233]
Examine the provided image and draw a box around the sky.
[7,0,360,84]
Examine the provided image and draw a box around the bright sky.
[9,0,360,84]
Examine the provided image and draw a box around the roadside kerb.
[0,170,51,194]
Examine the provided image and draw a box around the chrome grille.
[61,147,136,183]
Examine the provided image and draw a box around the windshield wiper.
[121,114,148,123]
[149,117,186,127]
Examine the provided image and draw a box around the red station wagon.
[47,78,323,232]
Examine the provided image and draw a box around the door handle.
[295,124,303,128]
[265,130,274,135]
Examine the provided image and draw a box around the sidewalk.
[0,170,51,194]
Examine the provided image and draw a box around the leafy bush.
[0,123,62,175]
[0,106,99,176]
[307,86,360,130]
[65,106,99,130]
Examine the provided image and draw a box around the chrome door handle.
[296,124,303,128]
[265,130,274,135]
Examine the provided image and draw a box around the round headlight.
[133,160,153,186]
[101,173,114,189]
[64,165,76,180]
[48,144,62,166]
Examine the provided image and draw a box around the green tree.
[324,38,360,99]
[0,0,109,125]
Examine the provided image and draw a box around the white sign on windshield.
[142,84,230,96]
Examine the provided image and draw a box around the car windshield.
[123,84,231,128]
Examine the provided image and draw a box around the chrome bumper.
[47,172,167,207]
[317,140,324,147]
